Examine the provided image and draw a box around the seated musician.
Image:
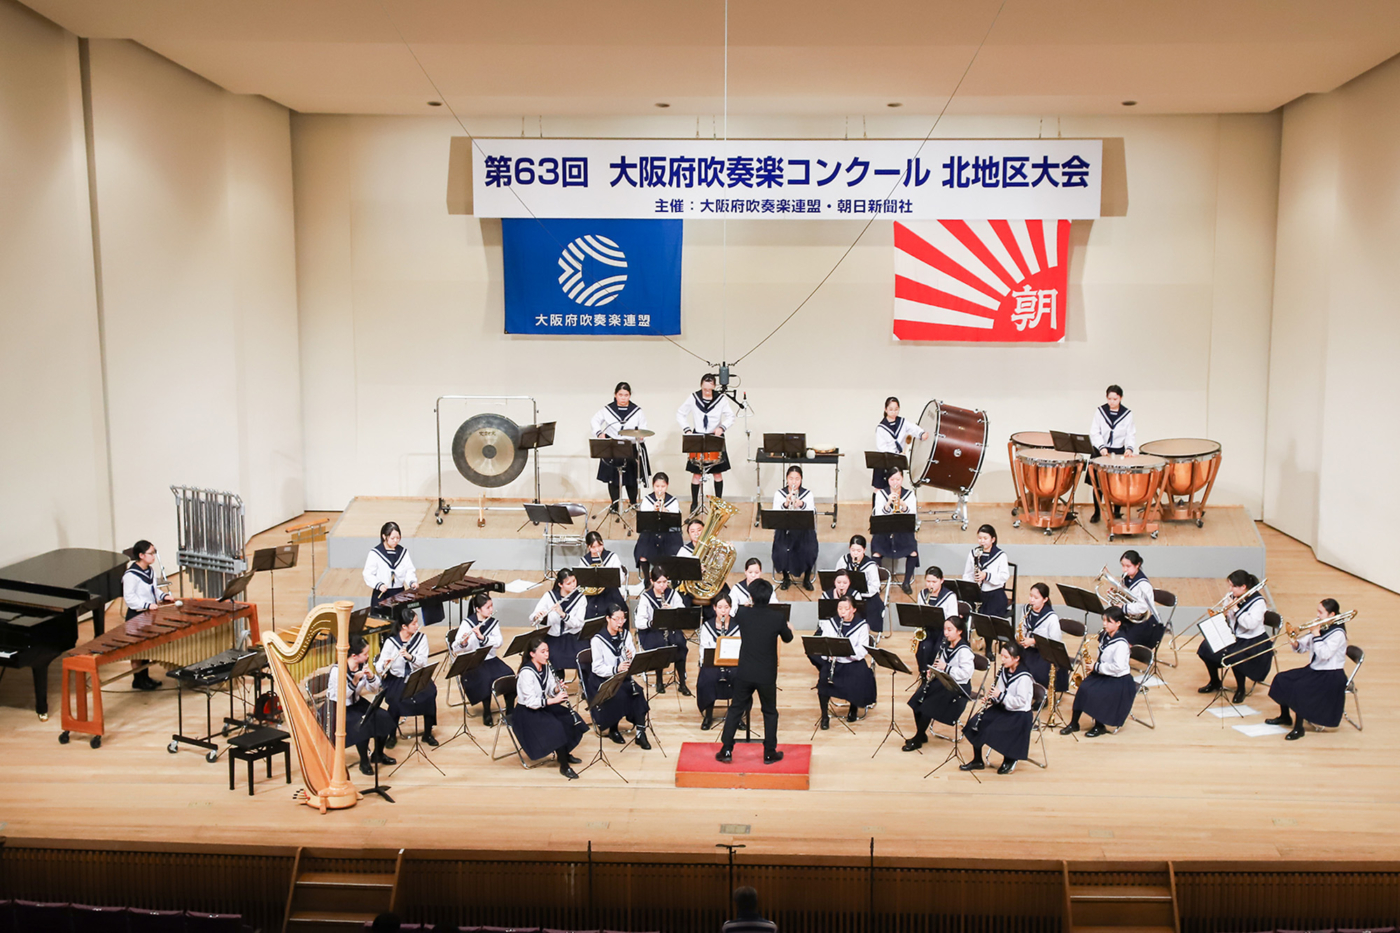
[1088,384,1137,524]
[450,593,514,727]
[1117,550,1163,648]
[836,534,885,634]
[1198,569,1270,703]
[676,373,736,514]
[530,568,587,675]
[584,605,652,749]
[1019,583,1068,692]
[634,471,682,586]
[677,516,706,608]
[963,525,1010,619]
[870,469,919,596]
[816,596,877,730]
[579,531,627,622]
[771,466,818,591]
[812,570,859,671]
[697,593,741,730]
[374,607,438,747]
[964,642,1036,775]
[326,636,394,775]
[122,539,176,690]
[1060,607,1135,738]
[915,567,959,677]
[725,558,767,610]
[903,616,974,751]
[634,567,690,696]
[1267,599,1350,741]
[872,396,928,493]
[513,637,587,779]
[591,381,649,515]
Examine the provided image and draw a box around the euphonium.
[1094,566,1149,622]
[677,497,739,601]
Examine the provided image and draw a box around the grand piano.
[0,548,128,720]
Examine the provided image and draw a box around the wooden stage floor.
[1,516,1394,863]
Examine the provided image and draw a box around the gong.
[452,413,530,488]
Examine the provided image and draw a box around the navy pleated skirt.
[638,627,688,665]
[634,531,683,564]
[1124,618,1164,649]
[545,632,583,671]
[697,664,736,710]
[581,668,650,730]
[331,699,393,748]
[908,677,970,725]
[871,531,918,558]
[817,660,877,707]
[382,673,437,720]
[967,705,1032,760]
[772,528,819,574]
[1072,672,1136,728]
[512,704,588,761]
[1269,666,1346,728]
[461,656,513,706]
[1021,646,1070,692]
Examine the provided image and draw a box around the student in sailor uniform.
[1197,569,1271,703]
[872,396,929,493]
[816,596,878,729]
[871,469,920,596]
[809,570,859,673]
[836,535,885,634]
[635,567,691,695]
[771,465,819,591]
[1061,607,1135,738]
[697,593,741,730]
[1088,384,1137,524]
[914,567,959,677]
[591,381,650,515]
[512,636,587,779]
[326,636,395,775]
[450,593,515,727]
[530,568,588,674]
[1117,550,1164,648]
[963,525,1010,619]
[375,607,439,747]
[579,531,628,623]
[1267,599,1350,741]
[363,522,442,623]
[634,472,683,587]
[903,617,975,751]
[724,558,766,611]
[676,373,737,513]
[583,604,653,748]
[122,539,176,690]
[963,642,1036,774]
[1017,583,1069,693]
[675,517,707,608]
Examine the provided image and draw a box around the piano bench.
[226,726,291,796]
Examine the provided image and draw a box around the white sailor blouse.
[1022,604,1063,642]
[937,641,976,685]
[874,416,919,457]
[1296,624,1348,671]
[451,614,503,658]
[817,616,870,665]
[993,667,1035,712]
[676,391,736,434]
[326,662,382,704]
[1094,632,1131,677]
[375,630,429,680]
[1226,591,1268,640]
[964,546,1010,594]
[516,663,563,709]
[363,544,418,592]
[699,614,741,651]
[590,629,638,678]
[920,584,960,619]
[634,587,685,631]
[838,554,882,598]
[1090,404,1137,452]
[1122,571,1158,623]
[639,492,682,514]
[122,564,164,612]
[532,588,587,636]
[591,401,649,439]
[874,487,918,514]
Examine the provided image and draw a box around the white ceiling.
[22,0,1400,116]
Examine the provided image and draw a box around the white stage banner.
[471,138,1102,221]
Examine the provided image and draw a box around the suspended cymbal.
[619,428,655,439]
[451,413,529,488]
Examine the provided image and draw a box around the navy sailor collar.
[584,549,614,566]
[126,564,154,582]
[976,545,1002,566]
[606,400,641,423]
[1098,403,1131,428]
[644,587,676,607]
[692,390,723,413]
[373,543,408,568]
[877,416,904,439]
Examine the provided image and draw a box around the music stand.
[251,544,299,627]
[387,660,444,777]
[818,570,870,597]
[1051,431,1096,520]
[682,434,727,513]
[651,607,701,696]
[864,451,909,475]
[762,433,807,456]
[441,647,490,754]
[949,579,982,606]
[1033,634,1074,729]
[619,646,676,757]
[870,514,916,535]
[572,567,623,598]
[361,689,395,803]
[658,557,703,588]
[759,509,817,533]
[503,629,543,659]
[218,570,255,602]
[579,671,630,782]
[1056,584,1105,631]
[589,438,639,534]
[971,612,1014,659]
[635,510,682,551]
[867,646,913,758]
[519,422,556,452]
[577,617,609,648]
[921,668,981,783]
[523,502,578,576]
[804,635,857,737]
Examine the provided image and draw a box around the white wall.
[86,39,304,558]
[0,0,110,566]
[292,112,1280,516]
[1268,54,1400,592]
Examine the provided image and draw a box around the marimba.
[60,599,259,747]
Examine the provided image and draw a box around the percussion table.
[750,449,841,527]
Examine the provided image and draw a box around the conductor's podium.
[676,742,811,790]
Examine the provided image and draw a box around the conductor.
[716,578,793,765]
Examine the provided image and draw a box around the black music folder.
[636,511,682,534]
[760,509,816,531]
[870,514,916,535]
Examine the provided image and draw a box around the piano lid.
[0,548,129,600]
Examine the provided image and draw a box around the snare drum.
[1139,438,1222,527]
[1013,449,1083,534]
[909,402,989,494]
[1087,454,1167,540]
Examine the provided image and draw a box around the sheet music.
[716,635,742,663]
[1199,615,1235,654]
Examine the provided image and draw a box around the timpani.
[1087,454,1167,540]
[1139,438,1222,527]
[1007,431,1056,523]
[1012,448,1084,534]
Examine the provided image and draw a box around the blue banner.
[502,218,682,335]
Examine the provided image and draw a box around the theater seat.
[14,899,72,933]
[182,912,242,933]
[127,907,186,932]
[71,904,131,933]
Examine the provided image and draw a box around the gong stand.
[433,395,541,524]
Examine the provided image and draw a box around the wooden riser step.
[1070,884,1174,928]
[292,871,395,914]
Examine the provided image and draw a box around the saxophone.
[677,497,739,602]
[1068,636,1098,689]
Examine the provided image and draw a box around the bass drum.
[908,401,990,496]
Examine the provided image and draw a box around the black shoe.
[779,575,792,591]
[1090,508,1101,524]
[608,728,626,745]
[715,748,733,763]
[567,754,582,764]
[1059,723,1079,735]
[560,765,580,780]
[1285,724,1305,741]
[701,710,713,730]
[820,714,830,731]
[846,705,859,723]
[385,733,398,749]
[901,582,914,596]
[636,729,651,750]
[656,680,667,695]
[359,760,374,776]
[901,734,926,752]
[1198,682,1221,694]
[482,711,494,727]
[371,752,396,765]
[1084,723,1108,738]
[802,576,815,592]
[1231,685,1247,705]
[1265,714,1292,726]
[423,731,439,747]
[959,758,986,771]
[677,680,692,697]
[763,749,784,765]
[132,672,160,691]
[997,759,1017,775]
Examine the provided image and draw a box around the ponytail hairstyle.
[1031,582,1052,607]
[1227,569,1258,590]
[130,540,154,562]
[1320,598,1341,617]
[378,521,401,544]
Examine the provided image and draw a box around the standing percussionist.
[872,396,929,493]
[697,593,741,730]
[1198,569,1271,703]
[122,539,176,690]
[450,593,514,726]
[1018,583,1068,693]
[1267,599,1350,741]
[584,605,652,749]
[1089,384,1136,524]
[771,466,819,591]
[591,381,649,516]
[963,524,1010,619]
[375,607,438,747]
[363,522,417,612]
[676,373,736,514]
[1060,607,1134,738]
[963,642,1035,775]
[871,469,920,596]
[815,596,877,730]
[716,579,792,765]
[530,569,588,675]
[635,568,691,696]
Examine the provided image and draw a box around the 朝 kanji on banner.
[892,220,1070,342]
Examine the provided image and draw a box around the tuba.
[677,497,739,602]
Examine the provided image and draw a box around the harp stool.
[226,726,291,795]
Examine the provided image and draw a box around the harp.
[261,600,360,812]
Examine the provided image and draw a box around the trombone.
[1225,609,1358,670]
[1093,567,1149,622]
[1178,576,1270,649]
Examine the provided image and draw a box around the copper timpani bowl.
[1139,438,1222,498]
[1088,454,1167,506]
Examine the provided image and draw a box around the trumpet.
[890,490,905,514]
[784,489,802,510]
[1180,576,1270,647]
[1094,567,1149,622]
